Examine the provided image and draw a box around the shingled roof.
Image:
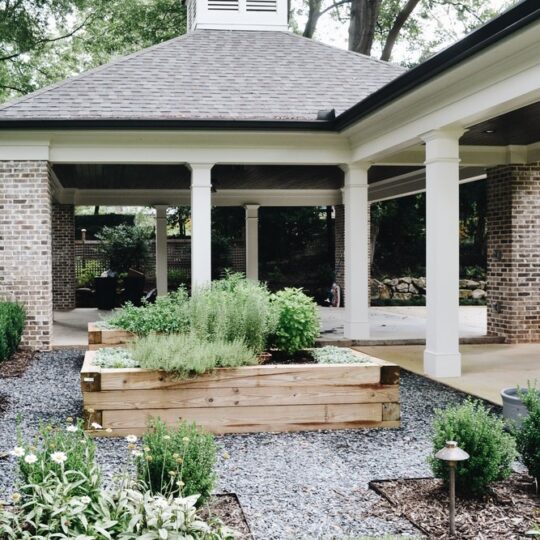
[0,30,405,123]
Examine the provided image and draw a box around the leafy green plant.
[14,418,99,497]
[107,288,191,336]
[76,262,98,288]
[269,288,319,354]
[96,224,152,273]
[190,272,276,353]
[136,419,217,505]
[93,347,140,368]
[168,267,189,290]
[0,301,25,362]
[429,400,516,496]
[0,469,232,539]
[132,333,257,378]
[516,384,540,488]
[312,346,370,364]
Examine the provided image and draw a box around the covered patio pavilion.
[0,0,539,382]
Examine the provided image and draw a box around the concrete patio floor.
[53,305,488,348]
[355,343,540,406]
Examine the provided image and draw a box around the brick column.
[52,203,76,310]
[486,163,540,343]
[334,204,344,304]
[0,161,53,350]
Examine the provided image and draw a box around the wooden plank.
[382,402,401,421]
[102,403,382,431]
[80,353,101,392]
[88,420,400,437]
[83,384,399,410]
[99,364,382,391]
[101,328,133,346]
[87,323,102,345]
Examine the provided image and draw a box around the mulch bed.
[370,473,539,539]
[202,493,253,539]
[0,350,34,378]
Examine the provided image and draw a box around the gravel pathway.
[0,349,491,539]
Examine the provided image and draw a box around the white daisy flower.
[125,434,137,443]
[80,496,92,505]
[24,454,37,464]
[131,450,143,457]
[10,447,25,458]
[66,424,78,432]
[90,422,102,430]
[51,451,67,464]
[11,492,21,503]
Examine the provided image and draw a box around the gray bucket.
[501,387,539,428]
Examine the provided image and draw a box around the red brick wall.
[52,203,76,310]
[0,161,52,350]
[486,163,540,342]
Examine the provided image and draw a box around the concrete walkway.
[355,343,540,405]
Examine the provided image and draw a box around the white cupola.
[186,0,288,32]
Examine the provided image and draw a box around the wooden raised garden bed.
[88,323,133,350]
[80,349,400,436]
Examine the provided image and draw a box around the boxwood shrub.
[516,385,540,488]
[0,301,25,362]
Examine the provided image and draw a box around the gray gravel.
[0,349,492,539]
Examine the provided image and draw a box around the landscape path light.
[435,440,469,536]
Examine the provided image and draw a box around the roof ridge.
[0,32,195,112]
[278,30,406,71]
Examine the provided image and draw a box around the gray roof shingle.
[0,30,406,122]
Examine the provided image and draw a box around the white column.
[190,163,213,290]
[244,204,259,281]
[423,128,464,378]
[155,205,168,296]
[342,163,370,340]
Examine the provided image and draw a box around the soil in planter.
[266,350,317,365]
[370,473,539,539]
[0,351,34,378]
[201,493,252,539]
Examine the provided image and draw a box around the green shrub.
[190,272,276,353]
[14,418,98,498]
[107,288,191,336]
[93,347,140,368]
[0,302,25,362]
[96,224,152,273]
[136,418,216,505]
[516,385,540,487]
[168,267,189,290]
[132,333,257,378]
[429,400,516,496]
[312,346,370,364]
[270,288,319,354]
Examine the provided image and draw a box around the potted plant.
[501,383,540,427]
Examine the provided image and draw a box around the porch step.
[315,335,506,347]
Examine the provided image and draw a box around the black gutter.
[0,118,334,131]
[335,0,540,132]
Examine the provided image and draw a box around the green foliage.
[429,400,516,496]
[312,346,370,364]
[95,224,152,274]
[77,262,98,288]
[168,267,189,290]
[270,288,319,354]
[93,347,140,368]
[132,333,257,379]
[190,273,276,353]
[108,288,191,336]
[516,385,540,485]
[75,213,136,240]
[15,418,98,497]
[136,419,217,505]
[0,302,25,362]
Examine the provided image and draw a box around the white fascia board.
[0,130,351,165]
[0,136,50,160]
[346,21,540,162]
[62,188,341,207]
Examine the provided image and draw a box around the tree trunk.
[380,0,421,61]
[348,0,382,54]
[303,0,323,38]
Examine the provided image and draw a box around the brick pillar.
[334,204,344,305]
[486,163,540,343]
[52,203,76,310]
[0,161,53,350]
